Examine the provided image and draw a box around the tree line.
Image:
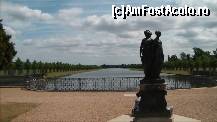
[4,58,100,75]
[101,64,142,68]
[101,48,217,75]
[163,48,217,74]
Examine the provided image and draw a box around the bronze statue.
[152,31,164,79]
[140,30,164,80]
[133,30,172,118]
[140,30,153,79]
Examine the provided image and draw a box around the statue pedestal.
[132,79,172,117]
[108,114,201,122]
[134,116,173,122]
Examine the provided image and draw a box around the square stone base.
[108,114,201,122]
[134,117,173,122]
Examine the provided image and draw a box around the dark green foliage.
[24,59,31,74]
[31,60,38,73]
[163,48,217,75]
[15,58,23,74]
[101,64,142,69]
[0,20,17,69]
[3,58,101,76]
[213,48,217,58]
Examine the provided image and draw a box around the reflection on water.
[65,68,145,78]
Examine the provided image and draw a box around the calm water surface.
[64,68,217,88]
[65,68,174,78]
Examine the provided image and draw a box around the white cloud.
[22,39,35,46]
[82,14,187,39]
[3,25,16,35]
[1,2,54,38]
[58,8,83,19]
[177,0,217,13]
[3,0,217,64]
[2,2,53,21]
[56,8,83,27]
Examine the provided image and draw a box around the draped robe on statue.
[140,37,164,81]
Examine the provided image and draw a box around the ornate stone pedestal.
[108,114,201,122]
[132,79,173,118]
[133,116,173,122]
[112,96,198,122]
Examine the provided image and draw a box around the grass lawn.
[46,69,98,78]
[130,68,191,75]
[0,102,38,122]
[129,68,143,71]
[161,69,191,75]
[0,69,99,78]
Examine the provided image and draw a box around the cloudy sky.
[1,0,217,65]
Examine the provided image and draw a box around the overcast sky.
[1,0,217,65]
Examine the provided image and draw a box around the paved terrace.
[0,87,217,122]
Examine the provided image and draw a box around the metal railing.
[26,76,194,91]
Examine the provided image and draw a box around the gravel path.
[1,88,217,122]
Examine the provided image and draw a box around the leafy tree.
[180,52,191,70]
[180,52,187,60]
[193,47,210,59]
[24,59,31,74]
[51,62,56,72]
[37,61,44,73]
[169,55,178,62]
[0,20,17,69]
[43,62,49,73]
[31,60,38,74]
[15,58,24,74]
[163,48,217,75]
[209,56,216,72]
[193,58,200,71]
[213,48,217,58]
